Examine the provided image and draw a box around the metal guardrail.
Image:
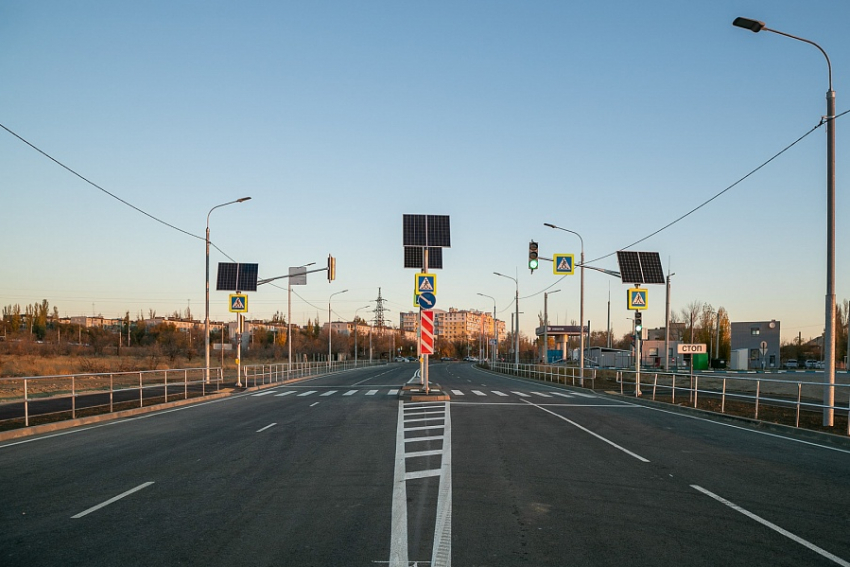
[0,359,389,430]
[241,359,386,387]
[483,361,850,436]
[0,367,223,428]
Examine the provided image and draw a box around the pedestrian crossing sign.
[229,294,249,313]
[553,254,575,275]
[415,273,437,295]
[627,288,647,310]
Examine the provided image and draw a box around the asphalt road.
[1,362,849,566]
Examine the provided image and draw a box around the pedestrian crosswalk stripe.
[451,390,465,395]
[472,390,486,396]
[552,392,573,398]
[253,390,277,396]
[275,391,296,397]
[531,392,552,398]
[343,390,358,396]
[572,392,596,398]
[297,390,317,397]
[320,390,338,397]
[366,389,378,396]
[511,391,531,397]
[492,391,508,397]
[254,387,597,400]
[388,389,399,395]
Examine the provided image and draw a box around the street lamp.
[544,223,586,385]
[205,197,251,384]
[477,292,497,364]
[493,272,519,366]
[328,289,348,369]
[543,289,561,363]
[733,17,837,426]
[354,304,371,365]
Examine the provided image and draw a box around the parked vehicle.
[783,359,798,369]
[805,360,817,369]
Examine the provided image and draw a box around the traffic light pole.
[634,308,642,397]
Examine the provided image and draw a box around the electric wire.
[1,122,239,263]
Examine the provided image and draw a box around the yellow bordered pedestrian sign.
[415,273,437,295]
[553,254,575,275]
[627,288,647,310]
[229,294,249,313]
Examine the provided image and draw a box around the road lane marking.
[451,390,464,395]
[275,391,296,397]
[252,390,277,396]
[72,482,154,519]
[297,390,317,397]
[310,402,320,407]
[366,389,378,396]
[523,400,650,462]
[492,391,508,397]
[472,390,486,396]
[320,390,338,396]
[388,389,399,395]
[511,391,531,397]
[551,392,573,398]
[405,425,446,432]
[691,485,850,567]
[256,423,277,433]
[531,392,552,398]
[343,390,358,396]
[390,402,409,566]
[405,469,441,480]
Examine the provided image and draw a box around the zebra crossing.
[251,387,597,400]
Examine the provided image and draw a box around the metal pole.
[665,273,672,372]
[515,283,519,367]
[732,16,836,426]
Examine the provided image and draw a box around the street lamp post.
[328,289,348,370]
[543,289,561,363]
[733,16,837,426]
[354,304,371,365]
[494,272,519,366]
[544,223,585,385]
[205,197,251,384]
[477,292,497,365]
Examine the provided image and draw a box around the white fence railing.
[482,362,850,435]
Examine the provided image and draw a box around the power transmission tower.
[373,287,388,329]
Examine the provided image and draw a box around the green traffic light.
[529,259,539,270]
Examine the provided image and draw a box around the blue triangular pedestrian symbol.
[232,297,245,309]
[631,292,646,307]
[558,257,572,271]
[419,278,434,292]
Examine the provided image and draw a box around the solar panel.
[403,214,451,248]
[403,247,443,269]
[616,251,665,284]
[216,262,259,292]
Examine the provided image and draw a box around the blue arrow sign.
[417,292,436,309]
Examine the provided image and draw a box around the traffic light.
[634,311,643,333]
[528,240,539,272]
[327,254,336,282]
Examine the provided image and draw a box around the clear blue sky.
[2,0,848,344]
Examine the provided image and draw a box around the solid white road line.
[72,482,154,519]
[309,402,320,407]
[691,485,850,567]
[390,402,409,567]
[431,401,452,567]
[524,400,650,463]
